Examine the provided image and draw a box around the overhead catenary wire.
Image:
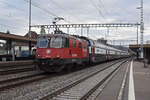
[0,1,29,30]
[0,23,18,29]
[89,0,105,19]
[0,23,28,32]
[23,0,58,17]
[48,0,83,23]
[1,1,26,12]
[98,0,110,16]
[24,0,71,24]
[48,0,64,10]
[48,0,71,23]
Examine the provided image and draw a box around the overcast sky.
[0,0,150,45]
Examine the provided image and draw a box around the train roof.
[38,32,128,53]
[93,40,128,52]
[38,33,87,42]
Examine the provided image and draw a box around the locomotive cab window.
[49,37,69,48]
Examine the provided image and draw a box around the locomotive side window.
[62,38,69,48]
[79,42,82,48]
[72,40,76,48]
[37,38,48,48]
[84,43,87,49]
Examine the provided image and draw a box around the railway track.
[0,65,37,75]
[0,59,129,100]
[0,60,34,68]
[87,59,131,100]
[0,61,111,92]
[0,60,37,75]
[2,60,122,100]
[0,72,49,91]
[34,59,129,100]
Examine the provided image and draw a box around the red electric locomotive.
[36,33,89,72]
[36,31,129,72]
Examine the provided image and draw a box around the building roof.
[0,32,37,43]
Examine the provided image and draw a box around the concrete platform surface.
[95,61,130,100]
[133,61,150,100]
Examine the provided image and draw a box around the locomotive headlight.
[56,55,60,58]
[37,54,40,57]
[46,49,51,54]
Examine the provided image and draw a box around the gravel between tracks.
[0,60,118,100]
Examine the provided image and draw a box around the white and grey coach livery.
[82,37,129,64]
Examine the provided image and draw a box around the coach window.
[79,42,82,48]
[72,40,76,48]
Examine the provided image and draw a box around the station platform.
[94,59,150,100]
[133,60,150,100]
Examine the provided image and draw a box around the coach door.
[92,47,95,62]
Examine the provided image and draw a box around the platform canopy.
[129,44,150,48]
[0,32,37,43]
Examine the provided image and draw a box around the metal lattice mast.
[137,24,139,45]
[140,0,144,59]
[29,0,32,37]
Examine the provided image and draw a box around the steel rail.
[84,58,131,100]
[0,67,36,75]
[0,73,50,91]
[40,59,127,100]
